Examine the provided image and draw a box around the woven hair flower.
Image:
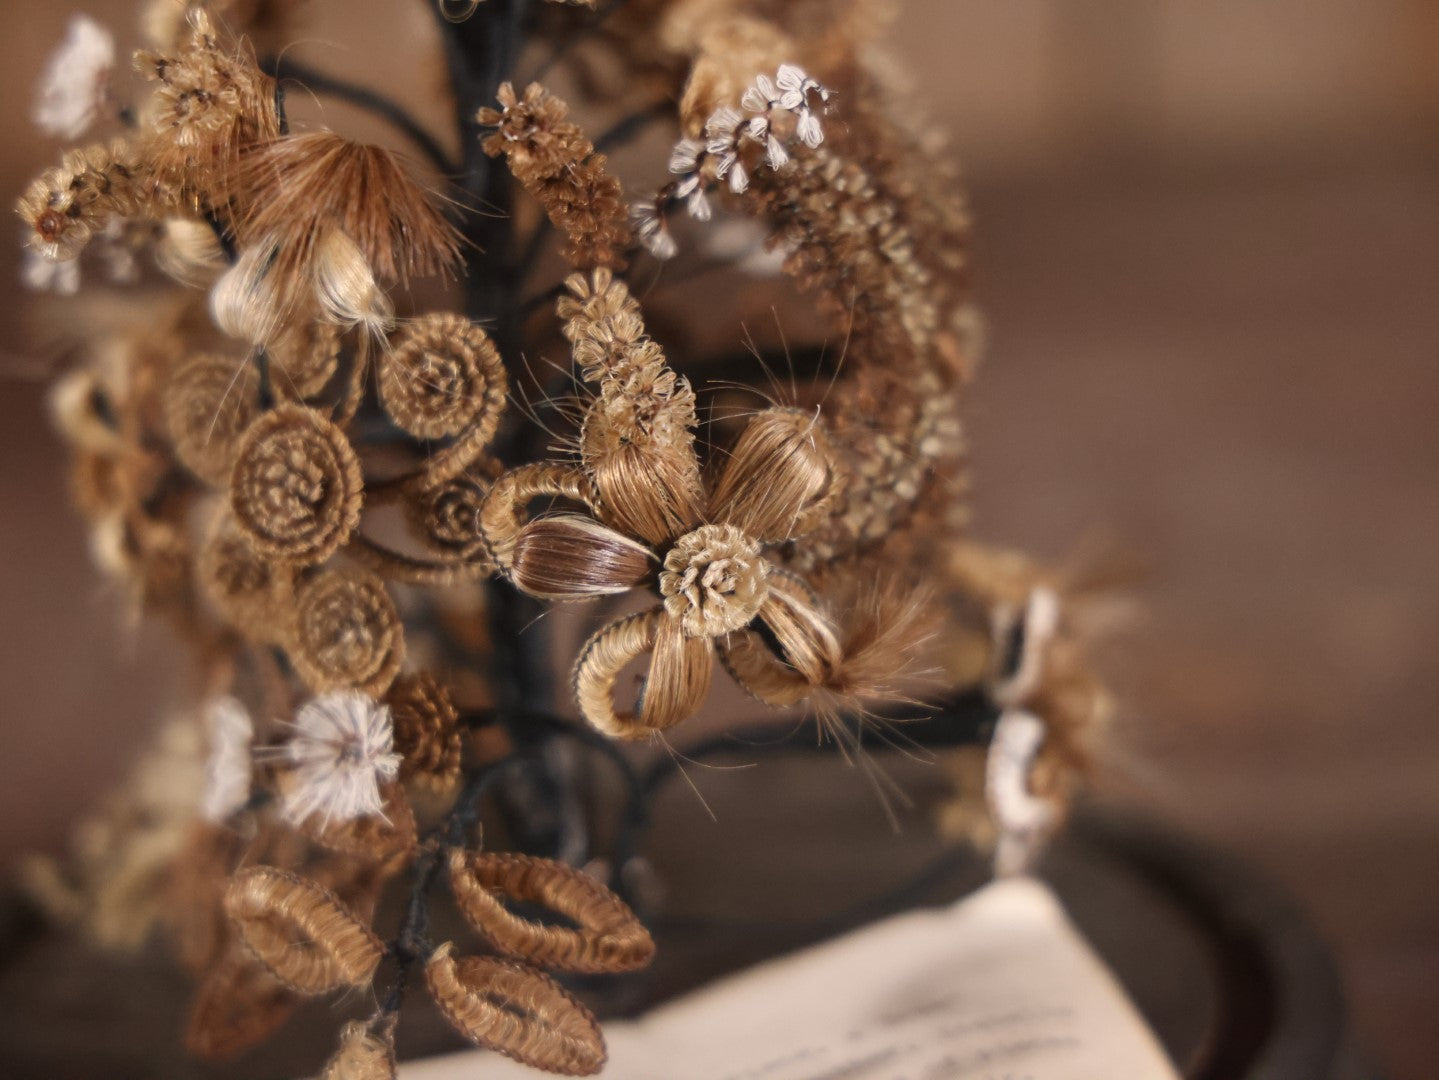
[279,691,403,826]
[479,271,848,738]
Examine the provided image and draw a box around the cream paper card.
[403,877,1181,1080]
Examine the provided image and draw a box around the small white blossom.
[705,105,746,189]
[200,696,254,823]
[740,85,769,115]
[726,159,749,194]
[33,15,115,140]
[985,708,1056,876]
[777,64,832,109]
[631,201,677,260]
[281,691,402,827]
[21,250,81,295]
[705,105,743,142]
[795,108,824,149]
[667,138,704,176]
[673,173,711,221]
[775,65,809,111]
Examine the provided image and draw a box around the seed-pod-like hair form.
[287,568,405,696]
[228,404,363,566]
[448,849,655,974]
[223,866,384,995]
[425,943,607,1075]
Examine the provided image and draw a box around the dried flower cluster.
[18,0,1111,1074]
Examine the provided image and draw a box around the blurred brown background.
[1,2,1436,1077]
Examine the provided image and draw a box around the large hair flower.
[479,271,848,738]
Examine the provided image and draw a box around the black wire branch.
[259,56,458,175]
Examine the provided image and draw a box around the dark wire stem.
[376,0,544,1022]
[522,0,629,85]
[259,56,457,175]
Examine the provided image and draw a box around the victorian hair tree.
[16,0,1107,1074]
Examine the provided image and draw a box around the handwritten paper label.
[403,877,1180,1080]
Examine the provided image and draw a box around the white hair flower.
[985,708,1057,876]
[281,691,402,826]
[200,696,254,823]
[649,63,833,257]
[33,15,115,140]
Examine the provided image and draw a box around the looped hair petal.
[708,408,838,543]
[424,943,606,1076]
[184,944,296,1060]
[480,463,596,570]
[753,570,844,688]
[447,849,654,973]
[573,608,713,737]
[223,866,383,995]
[511,514,654,600]
[229,404,363,566]
[718,628,811,706]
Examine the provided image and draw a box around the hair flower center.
[659,524,768,637]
